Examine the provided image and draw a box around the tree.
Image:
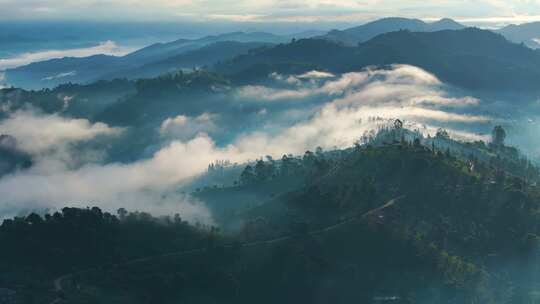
[302,151,316,168]
[436,128,450,139]
[240,165,256,185]
[25,213,43,225]
[117,208,128,221]
[394,119,403,129]
[491,125,506,147]
[255,159,268,182]
[281,155,293,177]
[413,138,422,148]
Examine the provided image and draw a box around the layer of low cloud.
[238,66,482,114]
[0,110,214,222]
[0,110,121,155]
[0,135,223,222]
[234,65,490,152]
[0,65,491,222]
[0,41,134,70]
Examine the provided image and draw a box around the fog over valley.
[0,65,502,220]
[4,6,540,303]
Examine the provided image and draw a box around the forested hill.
[216,28,540,92]
[3,127,540,303]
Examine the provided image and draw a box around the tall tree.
[491,125,507,147]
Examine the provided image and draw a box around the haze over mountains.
[1,33,273,89]
[1,31,318,89]
[317,17,466,46]
[4,17,540,91]
[497,22,540,48]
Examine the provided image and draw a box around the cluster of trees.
[0,79,135,120]
[270,143,540,303]
[0,207,216,275]
[239,148,331,186]
[367,124,540,183]
[134,70,229,97]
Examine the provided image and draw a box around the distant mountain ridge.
[8,17,540,91]
[318,17,466,45]
[497,22,540,48]
[99,41,272,81]
[0,18,466,89]
[3,31,309,89]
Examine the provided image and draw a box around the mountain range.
[317,17,466,46]
[3,31,310,89]
[5,17,540,93]
[0,18,464,89]
[4,15,540,303]
[216,27,540,92]
[497,22,540,48]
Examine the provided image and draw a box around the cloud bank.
[0,65,491,222]
[0,110,121,155]
[160,113,218,140]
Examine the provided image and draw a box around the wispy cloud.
[160,113,218,140]
[0,110,212,221]
[298,70,335,79]
[0,41,134,70]
[42,71,77,81]
[235,65,490,150]
[0,110,121,155]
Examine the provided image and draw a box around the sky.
[3,0,540,27]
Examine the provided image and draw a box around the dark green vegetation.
[0,79,136,120]
[3,128,540,303]
[0,207,219,303]
[96,71,230,127]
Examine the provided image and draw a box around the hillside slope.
[2,128,540,303]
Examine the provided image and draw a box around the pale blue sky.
[3,0,540,27]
